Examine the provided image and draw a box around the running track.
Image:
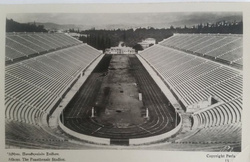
[63,55,177,140]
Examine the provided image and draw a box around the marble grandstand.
[5,32,242,151]
[139,33,242,150]
[5,32,102,149]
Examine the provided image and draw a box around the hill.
[6,19,47,32]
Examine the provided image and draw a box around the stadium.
[5,19,242,151]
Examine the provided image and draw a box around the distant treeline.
[79,34,112,52]
[79,20,243,50]
[6,19,47,32]
[173,20,243,34]
[81,28,173,50]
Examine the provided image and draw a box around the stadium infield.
[63,54,178,144]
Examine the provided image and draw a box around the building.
[105,42,136,54]
[66,32,87,39]
[138,38,156,49]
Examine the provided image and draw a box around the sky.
[6,12,242,29]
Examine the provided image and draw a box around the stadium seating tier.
[159,34,243,66]
[5,32,82,62]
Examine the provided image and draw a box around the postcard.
[0,2,249,162]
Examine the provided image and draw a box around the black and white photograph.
[0,2,249,162]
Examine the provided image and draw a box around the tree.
[6,18,48,32]
[149,43,154,47]
[133,44,143,52]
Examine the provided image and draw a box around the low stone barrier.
[59,120,110,145]
[129,116,182,145]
